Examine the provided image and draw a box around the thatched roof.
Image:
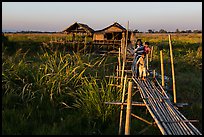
[63,22,94,34]
[94,22,126,33]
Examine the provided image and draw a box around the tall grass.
[2,33,202,134]
[2,44,120,134]
[72,76,120,122]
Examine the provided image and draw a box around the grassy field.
[2,33,202,135]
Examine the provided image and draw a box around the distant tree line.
[3,29,202,34]
[133,29,202,33]
[3,31,61,34]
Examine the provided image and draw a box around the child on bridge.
[136,53,146,80]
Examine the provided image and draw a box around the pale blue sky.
[2,2,202,32]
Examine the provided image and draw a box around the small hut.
[93,22,134,41]
[63,22,94,41]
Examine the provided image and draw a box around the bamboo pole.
[146,53,149,71]
[153,69,156,78]
[131,113,153,125]
[116,65,119,86]
[169,34,176,103]
[145,80,182,135]
[120,43,125,87]
[140,81,173,135]
[105,75,132,80]
[84,36,87,54]
[169,102,202,135]
[132,78,170,135]
[125,81,132,135]
[118,48,121,77]
[120,21,129,87]
[140,78,172,134]
[164,101,192,135]
[121,38,123,56]
[154,77,170,99]
[133,77,201,135]
[145,80,180,134]
[145,79,192,135]
[160,49,165,87]
[118,75,127,135]
[150,46,154,62]
[125,21,129,56]
[104,101,146,106]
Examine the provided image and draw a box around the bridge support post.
[146,53,149,71]
[118,75,127,135]
[153,69,156,79]
[169,34,177,103]
[160,49,165,87]
[125,81,132,135]
[150,46,154,62]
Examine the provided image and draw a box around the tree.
[133,29,139,33]
[175,29,180,33]
[159,29,167,33]
[193,30,202,33]
[186,30,192,33]
[148,29,154,33]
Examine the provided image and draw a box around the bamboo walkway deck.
[132,77,202,135]
[110,46,202,135]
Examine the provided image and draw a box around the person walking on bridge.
[136,53,146,80]
[132,39,144,77]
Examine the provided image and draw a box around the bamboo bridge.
[105,33,202,135]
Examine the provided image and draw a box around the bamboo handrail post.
[118,75,127,135]
[169,34,176,103]
[116,65,119,87]
[150,46,154,62]
[125,81,132,135]
[160,49,165,87]
[118,48,121,77]
[120,21,129,87]
[153,69,156,79]
[146,53,149,71]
